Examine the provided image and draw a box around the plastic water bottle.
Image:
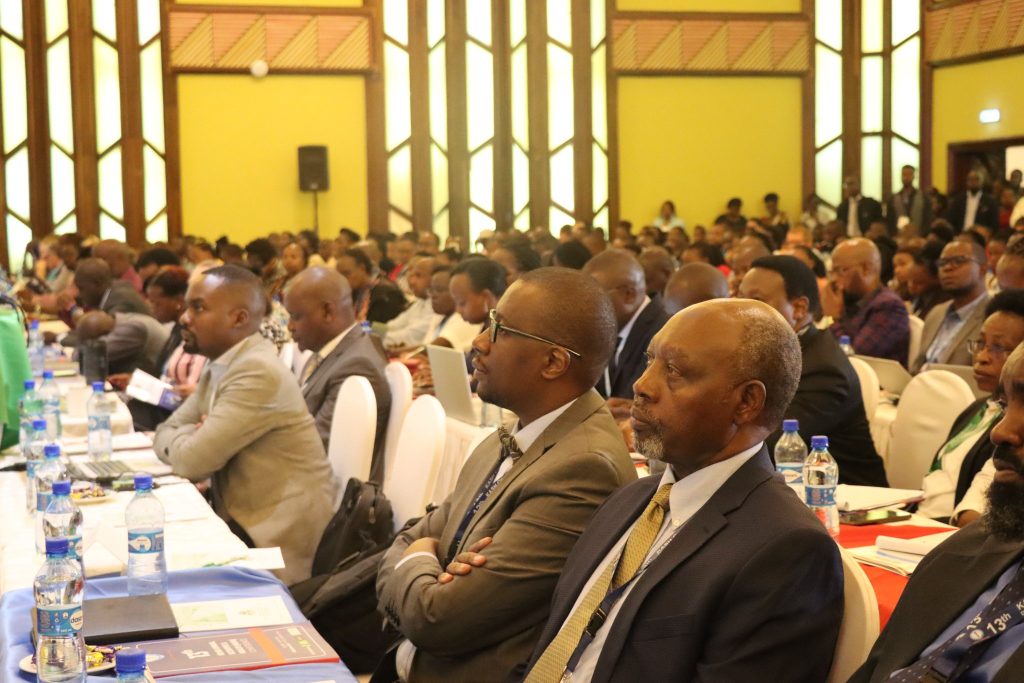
[40,370,63,441]
[360,320,372,334]
[19,379,43,457]
[86,382,114,462]
[839,335,855,356]
[126,474,167,596]
[803,435,840,539]
[44,481,84,574]
[34,537,86,683]
[115,648,148,682]
[774,419,808,499]
[28,318,45,377]
[36,445,68,553]
[26,418,49,513]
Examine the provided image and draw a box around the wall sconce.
[979,108,1001,124]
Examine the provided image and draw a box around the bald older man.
[92,239,143,293]
[663,262,730,315]
[583,249,670,401]
[520,300,843,682]
[154,265,338,585]
[283,266,390,482]
[74,310,168,376]
[637,246,676,305]
[824,238,910,365]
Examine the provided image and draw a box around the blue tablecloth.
[0,566,356,682]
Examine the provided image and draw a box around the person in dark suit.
[583,249,671,409]
[336,247,406,324]
[61,257,152,347]
[849,342,1024,683]
[836,175,884,237]
[739,255,888,486]
[886,164,930,234]
[517,299,843,682]
[283,266,390,483]
[946,170,1000,233]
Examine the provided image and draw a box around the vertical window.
[813,0,843,209]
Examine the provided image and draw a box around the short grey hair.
[731,306,802,430]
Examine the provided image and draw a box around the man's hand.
[606,397,632,421]
[107,373,131,391]
[438,537,492,584]
[195,414,208,430]
[403,536,440,559]
[821,279,845,319]
[174,382,197,399]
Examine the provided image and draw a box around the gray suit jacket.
[375,389,636,683]
[103,313,169,375]
[153,333,339,585]
[302,326,390,483]
[911,294,989,373]
[102,280,151,316]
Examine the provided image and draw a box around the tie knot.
[497,426,523,462]
[651,483,672,512]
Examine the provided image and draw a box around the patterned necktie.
[497,426,523,462]
[300,353,320,385]
[526,483,674,683]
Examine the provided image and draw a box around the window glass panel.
[550,206,574,233]
[94,37,122,152]
[140,40,165,153]
[861,55,883,134]
[510,0,526,46]
[861,0,882,53]
[512,144,529,214]
[427,0,446,48]
[54,214,77,236]
[891,0,920,45]
[547,0,571,47]
[470,144,494,213]
[891,37,920,144]
[814,45,841,148]
[384,42,411,151]
[47,36,74,151]
[429,41,447,151]
[466,42,494,151]
[50,145,75,222]
[511,44,529,149]
[146,214,168,244]
[550,143,574,213]
[891,138,919,196]
[431,143,448,217]
[547,44,573,150]
[6,215,31,275]
[513,207,530,231]
[98,146,124,219]
[466,0,491,47]
[0,0,23,40]
[99,213,125,241]
[433,208,449,240]
[6,147,29,219]
[469,207,495,250]
[45,0,68,43]
[1,37,27,154]
[92,0,117,42]
[389,209,413,233]
[594,207,609,232]
[593,143,608,213]
[383,0,408,46]
[143,145,166,222]
[861,135,883,203]
[388,144,413,215]
[815,140,843,207]
[591,44,607,148]
[591,0,605,48]
[137,0,161,45]
[815,0,842,51]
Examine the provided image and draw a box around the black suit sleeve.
[367,285,407,324]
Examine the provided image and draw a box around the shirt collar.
[316,322,358,360]
[950,291,987,319]
[619,296,652,346]
[99,286,112,309]
[510,397,578,454]
[657,441,763,527]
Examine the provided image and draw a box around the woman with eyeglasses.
[916,290,1024,525]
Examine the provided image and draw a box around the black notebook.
[82,594,179,645]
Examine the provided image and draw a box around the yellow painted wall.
[617,75,802,231]
[932,53,1024,192]
[177,74,367,245]
[617,0,801,11]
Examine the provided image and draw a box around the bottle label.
[36,492,52,513]
[128,530,164,555]
[805,485,836,507]
[26,462,38,478]
[68,534,83,561]
[88,415,111,432]
[37,605,84,636]
[776,463,803,485]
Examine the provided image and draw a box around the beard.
[842,290,862,308]
[634,423,666,463]
[983,447,1024,542]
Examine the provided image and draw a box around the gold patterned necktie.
[497,426,523,462]
[300,353,320,385]
[526,483,674,683]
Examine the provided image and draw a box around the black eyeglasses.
[488,309,583,359]
[938,255,983,269]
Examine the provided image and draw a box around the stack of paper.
[847,546,922,576]
[835,485,924,512]
[876,530,957,556]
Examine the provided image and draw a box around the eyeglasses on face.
[938,255,982,269]
[488,309,583,359]
[968,339,1013,358]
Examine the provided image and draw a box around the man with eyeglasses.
[374,267,635,683]
[911,240,991,373]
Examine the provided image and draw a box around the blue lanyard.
[445,460,504,564]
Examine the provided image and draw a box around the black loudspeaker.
[298,145,329,192]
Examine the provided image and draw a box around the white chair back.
[385,395,447,531]
[327,376,377,501]
[848,356,880,421]
[827,546,880,683]
[907,315,925,366]
[278,341,295,370]
[886,370,975,489]
[383,361,414,482]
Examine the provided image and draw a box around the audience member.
[800,193,831,232]
[947,170,999,232]
[664,226,689,257]
[890,243,920,300]
[449,258,507,327]
[714,197,746,237]
[887,164,929,234]
[521,299,843,682]
[551,240,592,269]
[388,232,418,295]
[72,257,151,317]
[740,256,887,486]
[375,268,634,682]
[825,238,910,365]
[280,241,309,295]
[423,267,480,352]
[336,247,406,324]
[836,176,883,237]
[909,241,950,319]
[154,265,338,585]
[245,238,286,301]
[93,239,144,293]
[662,262,729,315]
[136,247,181,287]
[999,187,1018,230]
[727,236,771,296]
[652,200,685,231]
[492,243,542,286]
[784,223,812,249]
[188,240,220,274]
[637,246,676,305]
[582,229,607,257]
[987,232,1008,292]
[383,256,436,348]
[759,192,790,245]
[417,231,441,255]
[74,310,169,375]
[998,238,1024,290]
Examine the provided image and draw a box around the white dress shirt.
[384,297,434,348]
[424,312,481,352]
[954,455,997,520]
[557,442,763,682]
[300,322,357,387]
[964,190,982,229]
[847,196,861,236]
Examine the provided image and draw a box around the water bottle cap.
[92,381,105,392]
[811,435,829,449]
[782,419,799,432]
[52,480,71,495]
[42,370,53,379]
[44,444,61,458]
[115,648,147,673]
[134,473,153,491]
[23,379,35,390]
[839,335,851,344]
[30,319,39,329]
[45,537,68,556]
[32,418,47,430]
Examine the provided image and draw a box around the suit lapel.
[302,327,362,397]
[942,296,988,364]
[611,303,657,388]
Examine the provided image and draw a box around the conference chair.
[907,315,925,366]
[384,395,446,532]
[886,370,975,489]
[327,376,377,508]
[848,356,881,421]
[383,361,413,482]
[827,546,880,683]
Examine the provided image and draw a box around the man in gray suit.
[73,310,169,375]
[284,267,390,483]
[912,240,990,373]
[374,267,636,683]
[73,258,151,316]
[154,265,338,586]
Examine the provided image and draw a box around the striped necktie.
[300,353,321,385]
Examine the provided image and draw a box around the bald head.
[638,246,676,297]
[663,262,729,314]
[92,239,133,276]
[283,266,356,352]
[75,311,116,341]
[73,258,114,308]
[583,248,647,328]
[728,238,772,296]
